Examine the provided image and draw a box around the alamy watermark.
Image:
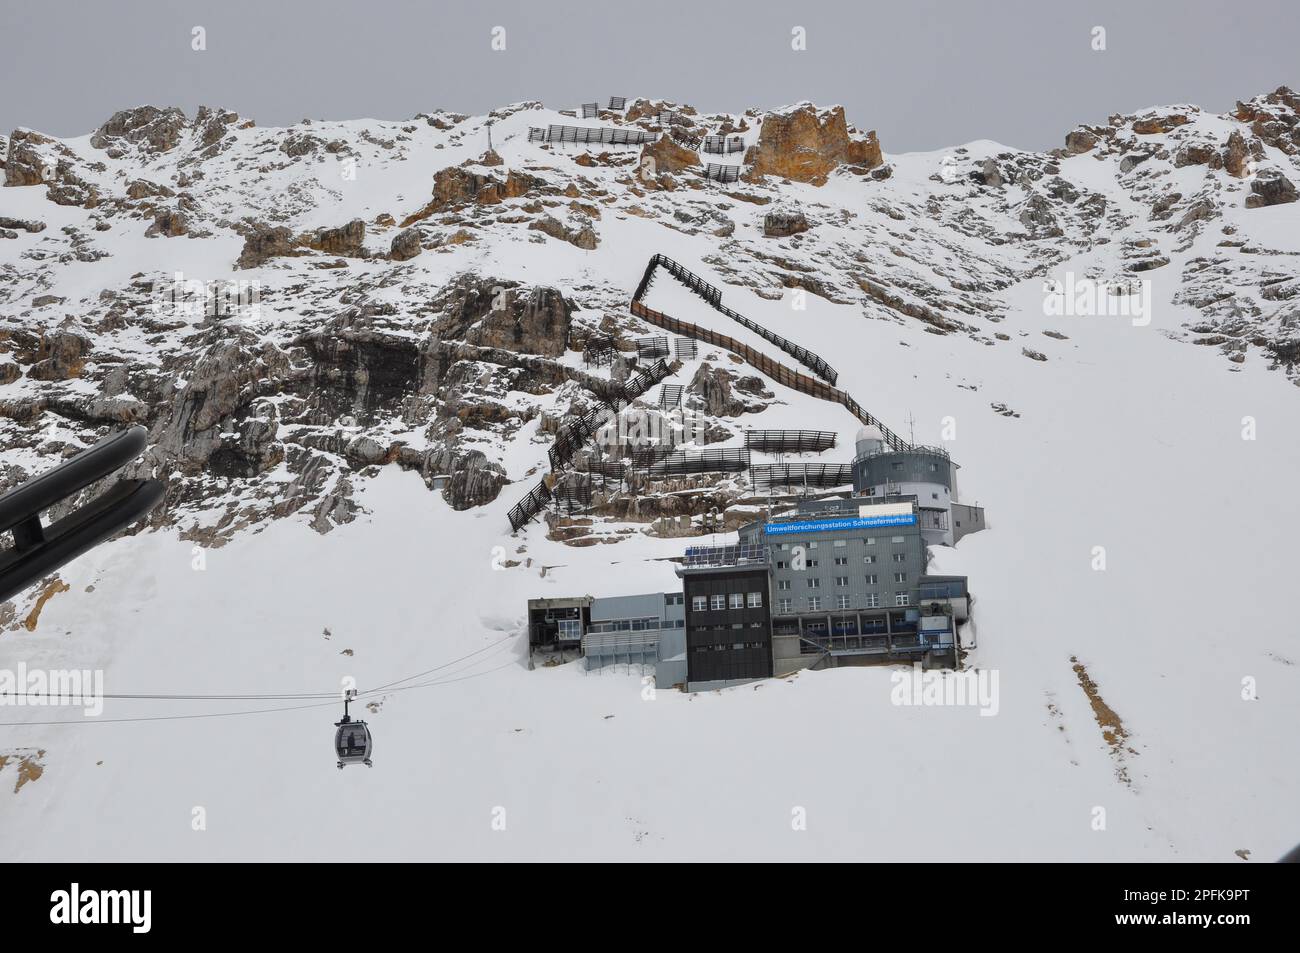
[0,664,104,716]
[890,663,1000,717]
[153,271,262,323]
[1043,273,1151,326]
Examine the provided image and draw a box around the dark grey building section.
[676,545,773,686]
[738,496,959,671]
[951,502,986,543]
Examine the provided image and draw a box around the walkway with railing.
[634,253,840,385]
[528,125,658,146]
[751,462,854,491]
[508,357,672,531]
[743,429,838,454]
[629,272,911,453]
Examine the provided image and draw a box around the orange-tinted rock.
[1132,114,1191,135]
[747,104,882,185]
[640,135,701,175]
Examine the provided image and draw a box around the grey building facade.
[739,496,959,673]
[851,425,985,547]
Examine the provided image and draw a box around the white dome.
[855,425,884,443]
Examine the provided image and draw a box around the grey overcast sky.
[2,0,1296,153]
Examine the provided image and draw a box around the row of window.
[777,573,907,590]
[776,593,911,613]
[777,536,908,550]
[691,592,764,612]
[775,552,909,570]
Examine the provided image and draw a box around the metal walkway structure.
[634,253,839,385]
[744,429,838,454]
[630,255,912,453]
[751,463,854,491]
[509,358,672,532]
[528,125,657,147]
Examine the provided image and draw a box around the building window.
[864,537,876,545]
[777,598,792,614]
[894,572,907,583]
[864,593,880,608]
[835,595,851,610]
[692,596,707,612]
[808,541,818,549]
[865,574,878,585]
[559,619,582,640]
[891,536,905,544]
[806,578,820,589]
[834,556,848,566]
[710,594,725,611]
[776,560,787,569]
[729,593,744,609]
[747,592,762,608]
[896,593,910,606]
[777,580,791,591]
[806,559,819,568]
[892,462,904,471]
[864,555,877,564]
[931,492,939,500]
[835,576,849,587]
[807,596,822,611]
[833,539,847,548]
[892,553,906,563]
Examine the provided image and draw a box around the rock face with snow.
[3,86,1300,550]
[746,104,883,184]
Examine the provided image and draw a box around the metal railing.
[744,429,838,453]
[629,298,911,452]
[529,124,658,146]
[702,135,745,155]
[634,254,839,386]
[702,163,742,183]
[751,463,854,490]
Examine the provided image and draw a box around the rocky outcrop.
[3,129,56,186]
[1233,86,1300,155]
[145,208,189,238]
[1064,128,1099,155]
[1132,113,1191,135]
[306,219,366,256]
[747,104,882,185]
[402,165,547,225]
[26,330,92,381]
[687,364,761,417]
[0,216,46,233]
[236,223,305,269]
[462,284,572,358]
[91,106,189,153]
[1223,130,1251,177]
[763,209,810,237]
[639,135,701,175]
[389,227,423,261]
[528,214,598,249]
[1246,168,1298,209]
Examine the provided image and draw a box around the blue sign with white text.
[764,513,916,535]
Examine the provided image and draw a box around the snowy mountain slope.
[2,92,1299,860]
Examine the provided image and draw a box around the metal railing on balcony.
[682,543,769,569]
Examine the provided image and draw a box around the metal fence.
[744,430,838,454]
[528,124,657,146]
[581,102,600,118]
[608,96,627,110]
[702,135,745,155]
[634,254,840,386]
[629,299,911,452]
[751,463,854,490]
[702,163,742,183]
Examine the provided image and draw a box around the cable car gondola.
[333,692,373,769]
